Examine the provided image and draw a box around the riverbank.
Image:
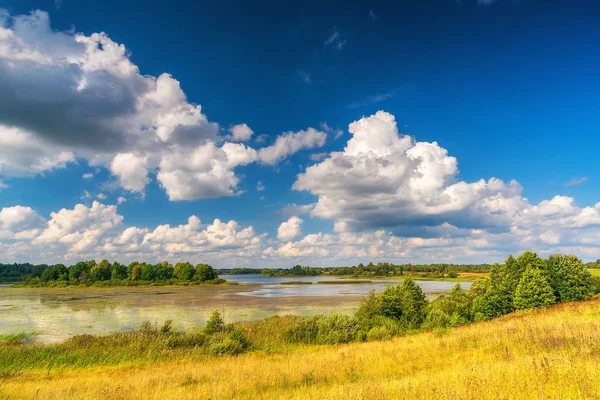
[1,299,598,399]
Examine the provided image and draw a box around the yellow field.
[1,299,599,400]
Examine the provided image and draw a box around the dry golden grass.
[1,299,600,400]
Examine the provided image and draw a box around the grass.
[589,268,600,277]
[0,299,599,399]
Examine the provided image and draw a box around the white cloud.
[117,196,127,205]
[230,123,254,141]
[310,152,328,162]
[293,111,600,243]
[0,205,45,240]
[256,181,265,191]
[319,122,343,139]
[277,216,303,241]
[0,126,74,176]
[566,177,588,187]
[0,180,7,190]
[110,153,149,193]
[0,10,323,201]
[258,128,327,165]
[82,173,94,179]
[34,201,123,255]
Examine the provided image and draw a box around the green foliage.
[355,290,382,321]
[41,264,68,282]
[378,278,427,329]
[544,254,592,302]
[514,267,556,310]
[204,310,226,335]
[160,319,173,333]
[156,262,174,280]
[284,313,363,345]
[110,262,127,280]
[194,264,217,282]
[141,264,157,281]
[130,264,143,281]
[366,326,392,341]
[89,260,111,281]
[174,262,195,280]
[423,284,472,329]
[69,262,90,282]
[165,331,207,348]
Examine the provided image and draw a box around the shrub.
[366,326,392,341]
[207,338,244,356]
[160,319,173,333]
[165,332,207,349]
[204,311,226,334]
[285,314,363,345]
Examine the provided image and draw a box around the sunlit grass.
[0,299,598,399]
[589,268,600,277]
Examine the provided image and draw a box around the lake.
[0,275,470,343]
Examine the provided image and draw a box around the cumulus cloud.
[277,216,303,241]
[0,201,266,265]
[0,10,326,201]
[229,123,254,141]
[110,153,149,193]
[293,111,600,248]
[0,206,45,240]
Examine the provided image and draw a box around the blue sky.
[0,0,599,267]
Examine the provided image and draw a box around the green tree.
[398,277,428,329]
[514,267,556,310]
[423,284,472,329]
[174,262,195,280]
[379,278,427,329]
[69,262,90,282]
[89,260,111,281]
[130,264,143,281]
[544,254,592,302]
[204,310,225,334]
[110,262,127,280]
[195,263,217,282]
[156,262,174,280]
[141,264,156,281]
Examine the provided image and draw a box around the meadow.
[0,251,597,399]
[0,299,598,399]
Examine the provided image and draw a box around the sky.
[0,0,599,267]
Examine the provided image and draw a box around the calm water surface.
[0,276,470,343]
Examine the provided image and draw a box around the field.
[1,298,598,399]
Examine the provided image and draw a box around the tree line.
[21,260,223,287]
[284,252,599,345]
[216,262,494,277]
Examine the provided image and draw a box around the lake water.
[0,275,470,343]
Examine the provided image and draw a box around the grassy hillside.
[1,299,599,399]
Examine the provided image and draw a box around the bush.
[285,314,363,345]
[208,338,244,356]
[165,332,207,349]
[366,326,392,341]
[204,311,226,334]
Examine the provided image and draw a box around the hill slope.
[1,299,600,399]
